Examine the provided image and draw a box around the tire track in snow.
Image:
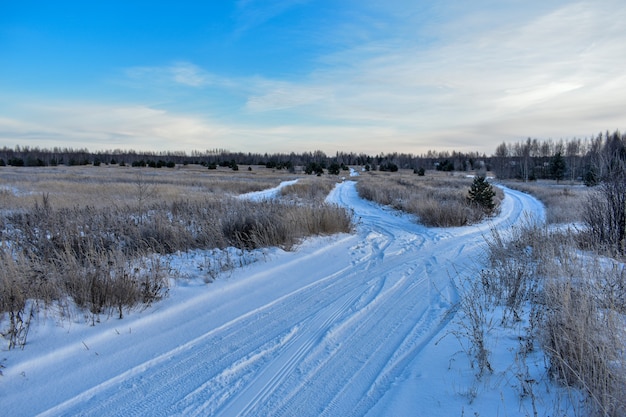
[220,283,367,417]
[258,253,440,416]
[34,227,387,416]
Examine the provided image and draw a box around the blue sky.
[1,0,625,155]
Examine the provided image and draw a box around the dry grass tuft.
[543,278,626,417]
[356,171,502,227]
[279,176,340,203]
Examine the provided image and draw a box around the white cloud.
[125,62,216,88]
[236,0,626,150]
[169,63,210,87]
[245,79,330,112]
[0,102,233,151]
[0,98,428,155]
[234,0,310,35]
[3,1,625,155]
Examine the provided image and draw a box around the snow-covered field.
[2,180,572,416]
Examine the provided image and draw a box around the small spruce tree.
[467,175,496,214]
[549,152,567,183]
[328,162,341,175]
[583,166,598,186]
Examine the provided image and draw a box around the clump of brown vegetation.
[356,171,503,227]
[279,176,339,203]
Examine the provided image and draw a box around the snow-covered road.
[1,181,544,416]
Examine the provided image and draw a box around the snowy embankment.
[2,181,550,416]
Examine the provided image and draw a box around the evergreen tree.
[328,162,341,175]
[583,166,598,187]
[467,176,495,214]
[304,162,324,175]
[550,152,567,183]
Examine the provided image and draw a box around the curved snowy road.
[2,182,544,417]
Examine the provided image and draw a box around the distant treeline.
[492,130,626,184]
[0,145,489,173]
[1,129,624,184]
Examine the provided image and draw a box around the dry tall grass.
[442,172,626,415]
[356,171,503,227]
[501,180,590,224]
[279,176,339,203]
[0,165,352,348]
[477,220,626,416]
[0,165,287,210]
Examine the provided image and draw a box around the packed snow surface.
[237,179,298,201]
[1,181,550,416]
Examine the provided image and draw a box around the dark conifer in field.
[467,175,495,214]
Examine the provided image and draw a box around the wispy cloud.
[234,0,310,35]
[125,62,217,88]
[3,1,625,155]
[245,79,330,112]
[169,63,211,87]
[236,0,626,149]
[0,101,233,151]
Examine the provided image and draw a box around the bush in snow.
[304,162,324,176]
[583,170,626,256]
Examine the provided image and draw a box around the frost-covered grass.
[470,217,626,417]
[355,170,504,227]
[0,164,287,210]
[0,167,351,348]
[500,180,590,224]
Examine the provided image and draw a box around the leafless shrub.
[453,275,494,378]
[134,171,158,223]
[513,334,540,417]
[0,249,29,349]
[481,220,550,324]
[582,172,626,256]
